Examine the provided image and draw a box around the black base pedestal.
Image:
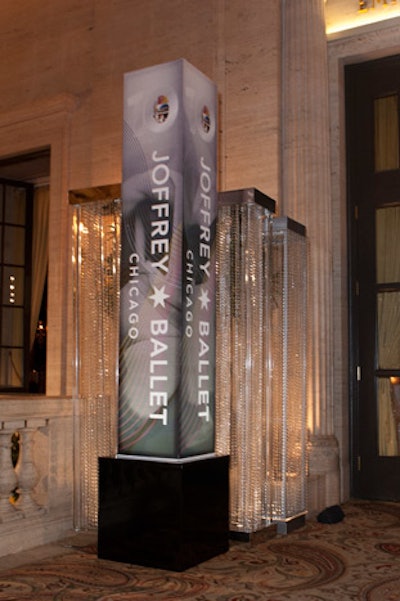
[98,455,230,571]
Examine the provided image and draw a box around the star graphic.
[199,287,211,310]
[149,285,169,308]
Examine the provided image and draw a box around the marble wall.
[0,0,280,197]
[0,0,281,395]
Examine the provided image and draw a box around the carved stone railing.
[0,396,74,557]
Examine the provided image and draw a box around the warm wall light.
[359,0,398,10]
[326,0,400,34]
[9,275,16,304]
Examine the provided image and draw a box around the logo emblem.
[153,95,169,123]
[201,105,211,133]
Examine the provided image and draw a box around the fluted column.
[281,0,339,508]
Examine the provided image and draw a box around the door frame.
[327,21,400,502]
[345,53,400,498]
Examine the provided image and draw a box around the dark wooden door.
[346,54,400,500]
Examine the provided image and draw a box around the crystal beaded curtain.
[216,190,274,534]
[270,218,307,524]
[72,198,121,529]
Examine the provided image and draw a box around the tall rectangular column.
[98,60,228,570]
[118,59,217,459]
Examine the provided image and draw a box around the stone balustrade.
[0,396,74,557]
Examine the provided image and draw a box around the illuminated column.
[216,188,275,535]
[270,217,307,532]
[281,0,340,507]
[118,60,217,459]
[99,62,229,572]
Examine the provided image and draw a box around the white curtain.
[30,185,49,348]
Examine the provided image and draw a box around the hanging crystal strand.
[242,204,251,530]
[89,206,105,527]
[226,203,237,527]
[97,208,109,463]
[257,208,265,521]
[215,206,233,457]
[231,203,243,530]
[216,190,275,535]
[270,228,284,520]
[73,198,121,529]
[286,227,307,517]
[244,202,264,533]
[282,225,289,519]
[101,201,120,457]
[262,211,273,527]
[270,218,307,526]
[77,204,96,528]
[242,202,254,531]
[253,203,266,530]
[72,207,83,530]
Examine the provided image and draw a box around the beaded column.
[216,188,275,535]
[270,217,307,531]
[72,196,120,528]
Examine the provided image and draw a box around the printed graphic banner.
[118,59,217,458]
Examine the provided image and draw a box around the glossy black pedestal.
[98,455,229,571]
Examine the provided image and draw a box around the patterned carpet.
[1,500,400,600]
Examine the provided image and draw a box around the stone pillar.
[281,0,340,510]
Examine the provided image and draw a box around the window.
[0,179,33,390]
[0,148,50,393]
